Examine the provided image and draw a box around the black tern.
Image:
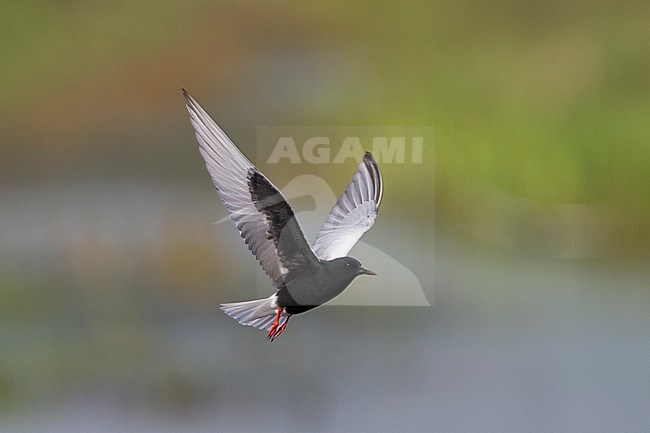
[183,90,383,340]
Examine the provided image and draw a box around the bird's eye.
[346,262,352,267]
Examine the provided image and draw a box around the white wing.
[184,90,288,286]
[311,152,383,260]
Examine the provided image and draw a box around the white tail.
[220,294,289,331]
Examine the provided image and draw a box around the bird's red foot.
[273,320,288,339]
[267,307,283,340]
[267,308,290,341]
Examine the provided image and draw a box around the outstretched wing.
[311,152,383,260]
[184,90,317,286]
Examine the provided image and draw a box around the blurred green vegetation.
[2,0,648,254]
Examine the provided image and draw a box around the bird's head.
[329,257,377,281]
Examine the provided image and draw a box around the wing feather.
[185,90,314,286]
[311,152,383,260]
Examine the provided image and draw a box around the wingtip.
[361,151,382,207]
[182,88,194,105]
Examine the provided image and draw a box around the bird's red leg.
[271,315,291,340]
[267,307,283,340]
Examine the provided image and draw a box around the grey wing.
[311,152,383,260]
[184,90,288,286]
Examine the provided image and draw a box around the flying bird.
[183,90,383,340]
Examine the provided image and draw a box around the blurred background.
[1,1,649,432]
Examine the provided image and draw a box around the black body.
[249,167,373,315]
[278,257,371,315]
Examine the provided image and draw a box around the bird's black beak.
[359,267,377,276]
